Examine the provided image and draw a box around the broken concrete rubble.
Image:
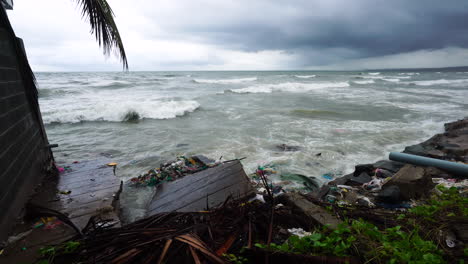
[382,164,436,200]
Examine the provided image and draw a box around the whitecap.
[42,100,200,124]
[368,72,380,75]
[353,80,375,84]
[193,77,257,84]
[411,79,468,86]
[294,75,316,78]
[229,82,349,94]
[382,78,400,82]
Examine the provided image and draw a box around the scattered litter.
[287,228,312,238]
[130,155,218,187]
[356,196,375,208]
[73,161,79,164]
[59,190,71,195]
[322,173,334,180]
[363,177,384,191]
[433,178,468,190]
[445,231,457,248]
[6,230,32,245]
[336,185,358,191]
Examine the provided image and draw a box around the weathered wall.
[0,7,54,241]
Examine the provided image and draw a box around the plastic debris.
[433,178,468,190]
[322,173,334,180]
[130,155,218,187]
[6,230,32,245]
[445,231,457,248]
[59,190,71,195]
[356,196,375,208]
[107,162,118,167]
[362,177,384,191]
[287,228,312,238]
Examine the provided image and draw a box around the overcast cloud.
[7,0,468,71]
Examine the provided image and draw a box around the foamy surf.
[294,75,316,78]
[353,80,375,84]
[229,82,349,94]
[193,77,257,84]
[411,79,468,86]
[42,100,200,124]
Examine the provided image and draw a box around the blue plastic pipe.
[389,152,468,176]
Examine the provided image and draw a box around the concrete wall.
[0,6,54,241]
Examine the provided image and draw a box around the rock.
[353,164,374,176]
[377,185,401,204]
[403,118,468,161]
[283,192,342,229]
[276,144,301,152]
[383,164,436,200]
[372,160,405,173]
[329,172,372,186]
[375,168,393,178]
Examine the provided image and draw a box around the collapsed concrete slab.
[147,160,254,216]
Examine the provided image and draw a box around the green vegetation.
[256,219,444,263]
[409,185,468,220]
[39,241,81,263]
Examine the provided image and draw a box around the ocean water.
[37,70,468,220]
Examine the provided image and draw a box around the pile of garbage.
[129,155,219,187]
[249,164,321,194]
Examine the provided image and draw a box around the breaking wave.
[43,100,200,124]
[294,75,316,78]
[382,78,400,82]
[353,80,375,84]
[411,79,468,86]
[193,77,257,84]
[229,82,349,94]
[368,72,380,75]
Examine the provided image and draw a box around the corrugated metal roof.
[1,0,13,10]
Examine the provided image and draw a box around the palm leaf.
[74,0,128,70]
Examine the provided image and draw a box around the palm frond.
[75,0,128,70]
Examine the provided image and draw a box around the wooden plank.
[47,159,122,229]
[147,161,254,215]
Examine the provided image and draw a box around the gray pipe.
[389,152,468,176]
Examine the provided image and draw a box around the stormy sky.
[7,0,468,71]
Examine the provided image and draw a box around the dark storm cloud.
[9,0,468,70]
[169,0,468,63]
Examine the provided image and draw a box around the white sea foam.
[193,77,257,84]
[294,75,316,78]
[42,99,200,124]
[411,79,468,86]
[363,76,385,79]
[353,80,375,84]
[230,82,349,94]
[368,72,380,75]
[398,72,420,75]
[382,78,400,82]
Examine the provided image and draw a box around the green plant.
[223,253,248,264]
[409,186,468,220]
[255,219,445,263]
[38,241,81,263]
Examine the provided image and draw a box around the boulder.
[382,164,436,200]
[372,160,405,173]
[329,172,371,186]
[283,192,342,229]
[377,185,401,204]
